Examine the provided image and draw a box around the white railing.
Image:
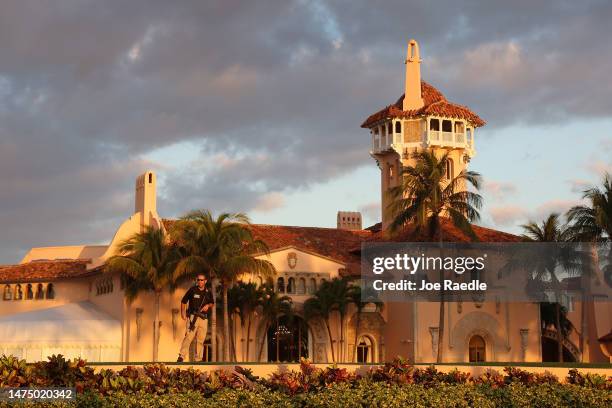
[442,131,453,142]
[454,133,465,143]
[429,130,440,141]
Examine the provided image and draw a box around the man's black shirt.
[181,285,214,317]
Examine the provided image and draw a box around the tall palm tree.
[520,213,574,362]
[387,150,482,362]
[105,226,180,361]
[171,210,275,362]
[256,284,293,362]
[326,278,359,362]
[304,280,341,363]
[229,282,262,361]
[567,172,612,359]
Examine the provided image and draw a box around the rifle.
[188,310,209,331]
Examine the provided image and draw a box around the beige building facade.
[1,40,610,364]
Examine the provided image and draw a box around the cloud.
[489,206,528,227]
[488,199,581,229]
[253,192,286,213]
[482,180,518,201]
[358,201,381,226]
[1,0,612,263]
[566,179,591,194]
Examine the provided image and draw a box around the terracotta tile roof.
[0,259,97,283]
[364,219,520,243]
[162,219,518,277]
[361,81,485,128]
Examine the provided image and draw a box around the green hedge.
[1,354,610,407]
[1,382,610,408]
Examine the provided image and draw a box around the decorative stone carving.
[429,327,439,359]
[287,252,297,269]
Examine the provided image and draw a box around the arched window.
[395,121,401,134]
[26,284,33,300]
[3,285,11,301]
[287,278,295,294]
[445,158,454,180]
[356,336,374,363]
[469,335,486,362]
[308,278,317,294]
[35,283,44,300]
[277,277,285,293]
[14,284,23,300]
[297,278,306,295]
[46,283,55,299]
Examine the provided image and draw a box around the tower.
[134,170,159,229]
[361,39,485,231]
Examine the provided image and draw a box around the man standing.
[177,273,214,362]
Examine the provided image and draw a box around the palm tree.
[520,213,574,362]
[387,150,482,362]
[304,280,341,363]
[256,284,293,362]
[105,226,180,361]
[171,210,275,362]
[229,282,262,361]
[567,172,612,359]
[327,278,359,362]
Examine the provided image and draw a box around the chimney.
[135,171,157,228]
[337,211,362,231]
[403,39,424,111]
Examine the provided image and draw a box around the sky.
[0,0,611,264]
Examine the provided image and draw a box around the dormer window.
[14,284,23,300]
[46,283,55,299]
[35,283,44,300]
[3,284,12,300]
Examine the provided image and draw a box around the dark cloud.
[1,0,611,263]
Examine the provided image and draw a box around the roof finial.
[403,39,424,111]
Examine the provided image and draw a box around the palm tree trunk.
[555,300,564,362]
[325,319,336,363]
[437,234,445,363]
[257,323,270,362]
[229,313,237,362]
[223,284,230,361]
[153,291,161,362]
[352,310,362,362]
[211,280,218,362]
[340,312,345,362]
[246,315,252,362]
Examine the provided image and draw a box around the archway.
[356,335,374,363]
[468,335,486,362]
[267,315,310,362]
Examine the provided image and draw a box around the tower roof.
[361,81,485,128]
